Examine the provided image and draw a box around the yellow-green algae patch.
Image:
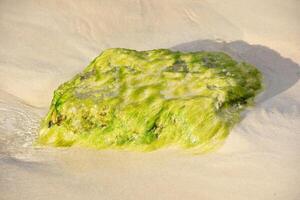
[37,48,262,153]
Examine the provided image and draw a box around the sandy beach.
[0,0,299,199]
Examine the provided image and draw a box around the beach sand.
[0,0,299,199]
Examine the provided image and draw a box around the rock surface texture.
[38,48,262,153]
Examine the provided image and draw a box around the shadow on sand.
[171,40,300,104]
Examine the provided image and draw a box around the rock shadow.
[170,40,300,104]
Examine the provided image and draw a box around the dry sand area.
[0,0,300,199]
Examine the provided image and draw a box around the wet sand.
[0,0,299,199]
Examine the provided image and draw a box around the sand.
[0,0,299,199]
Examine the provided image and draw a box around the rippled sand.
[0,0,299,199]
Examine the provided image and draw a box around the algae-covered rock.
[38,48,262,153]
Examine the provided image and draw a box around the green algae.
[37,48,262,153]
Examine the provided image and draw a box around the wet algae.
[38,48,262,153]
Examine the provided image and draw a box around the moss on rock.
[37,48,262,153]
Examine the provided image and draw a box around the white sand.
[0,0,299,199]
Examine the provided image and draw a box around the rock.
[37,48,262,153]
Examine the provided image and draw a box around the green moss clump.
[37,48,262,153]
